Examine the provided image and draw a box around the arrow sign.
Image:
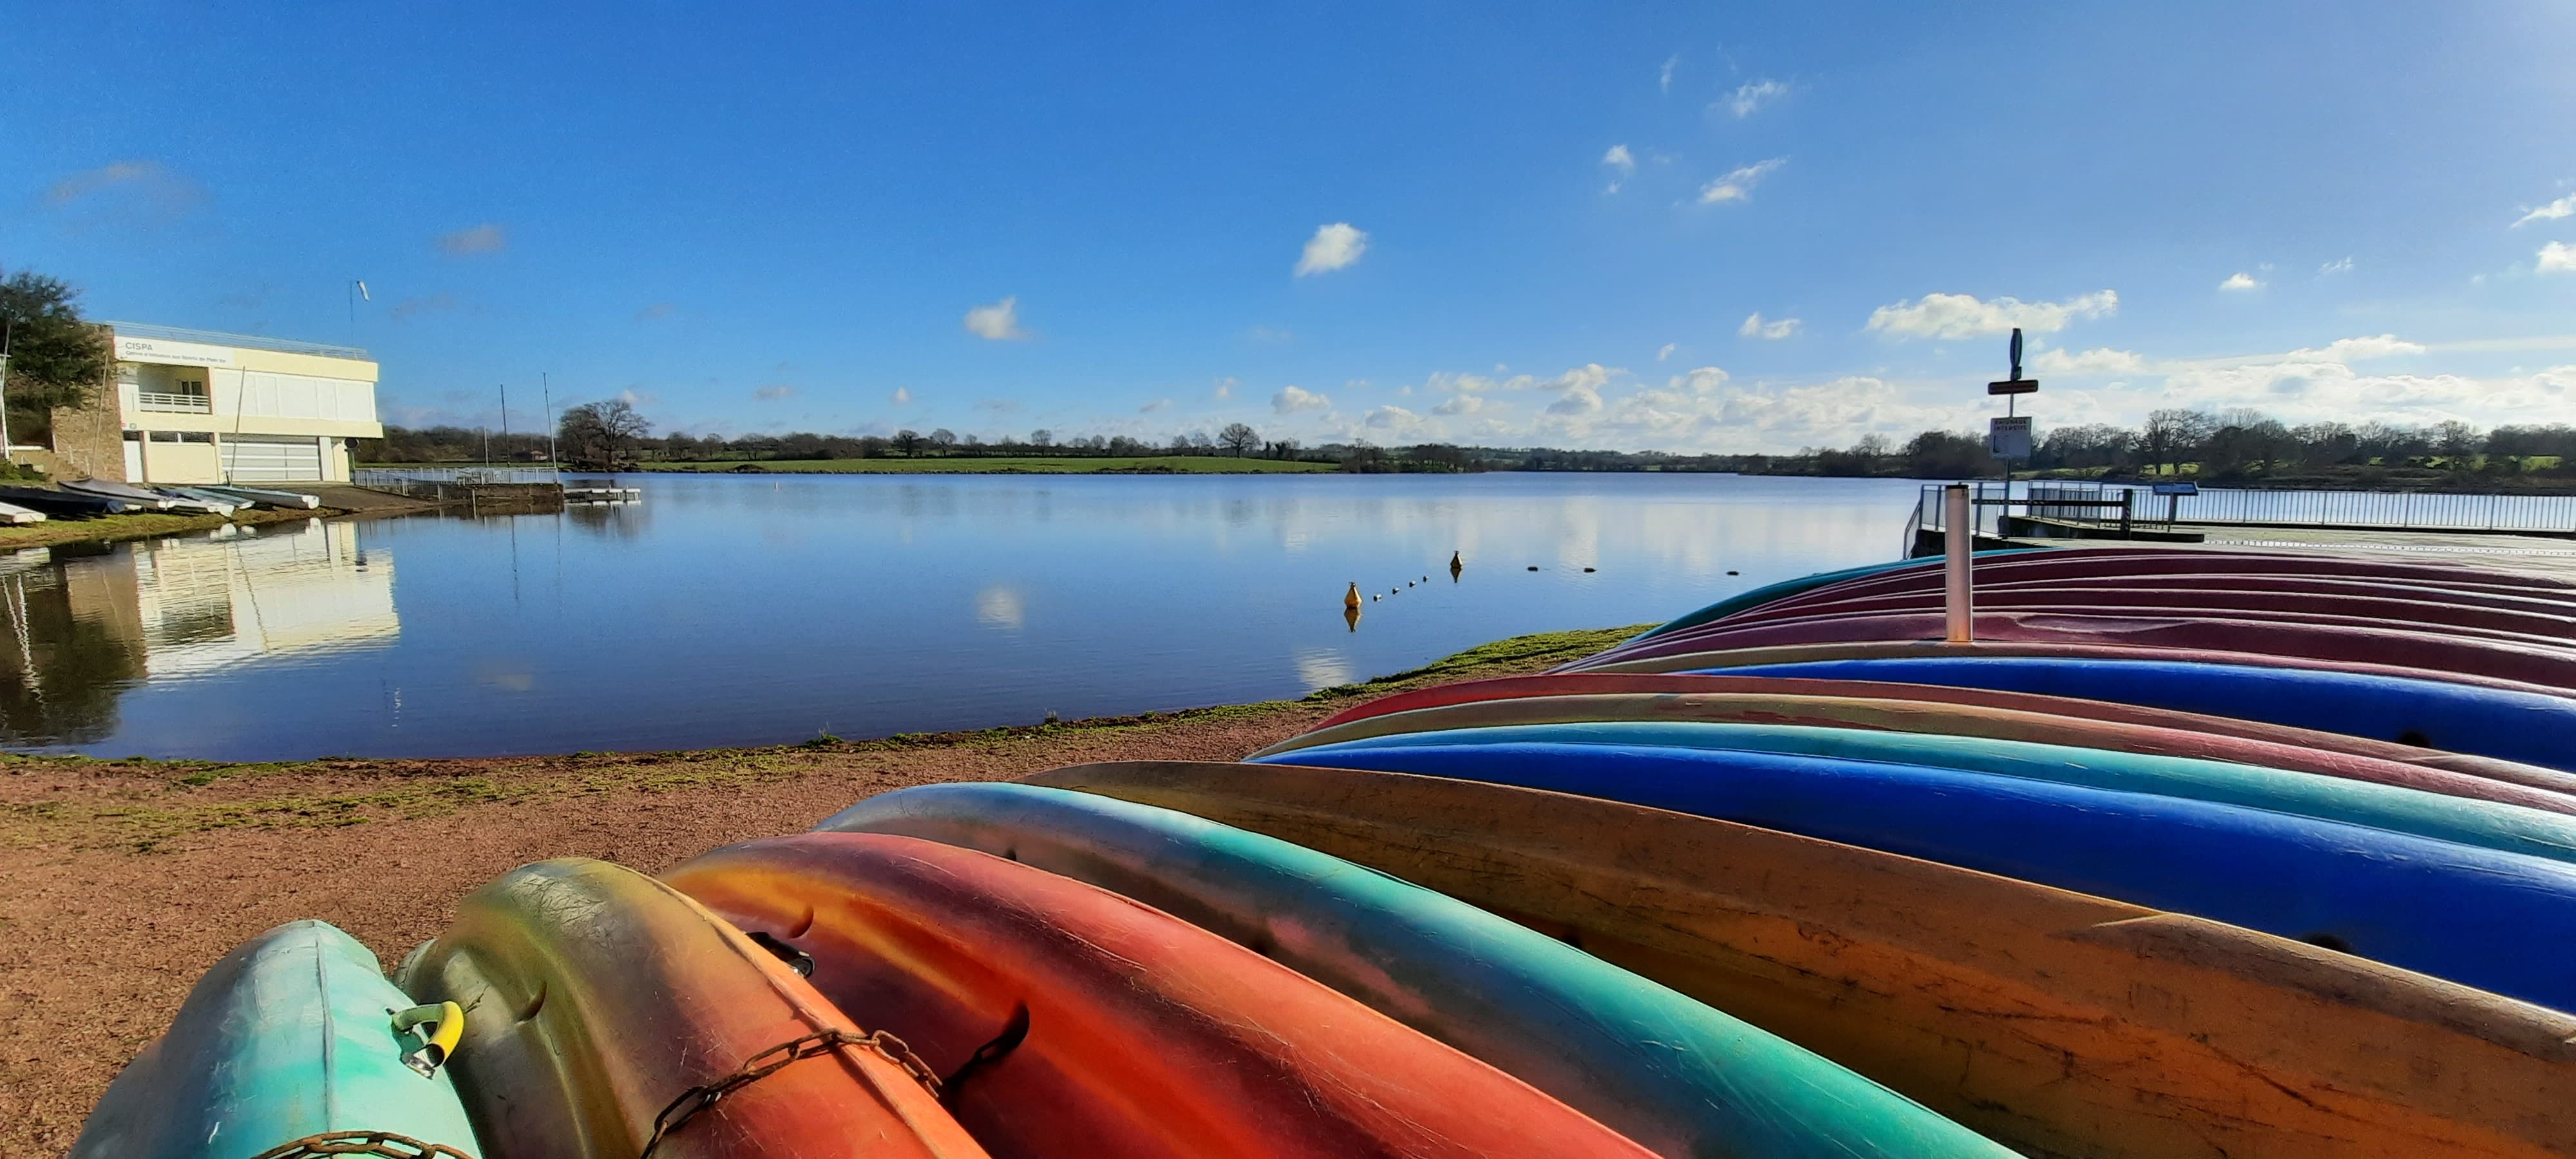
[2009,327,2023,381]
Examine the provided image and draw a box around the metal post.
[1943,483,1973,644]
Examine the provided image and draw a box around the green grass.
[638,455,1336,474]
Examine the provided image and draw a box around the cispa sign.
[112,335,238,368]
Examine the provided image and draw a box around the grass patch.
[0,623,1647,849]
[638,456,1336,475]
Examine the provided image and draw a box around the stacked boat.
[78,546,2576,1158]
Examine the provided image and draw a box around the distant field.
[638,456,1337,474]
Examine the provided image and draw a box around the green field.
[637,456,1336,474]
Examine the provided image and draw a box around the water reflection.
[0,521,394,746]
[3,473,1920,759]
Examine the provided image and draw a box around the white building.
[63,323,384,484]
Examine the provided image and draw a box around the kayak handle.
[391,1001,464,1077]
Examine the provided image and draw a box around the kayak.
[1034,760,2576,1159]
[1243,739,2576,1011]
[0,484,132,516]
[1302,672,2576,792]
[663,833,1663,1159]
[1674,584,2576,639]
[1269,684,2576,812]
[818,782,2014,1159]
[1576,609,2576,690]
[1706,657,2576,772]
[1637,549,2576,641]
[72,920,480,1159]
[395,858,988,1159]
[1283,721,2576,863]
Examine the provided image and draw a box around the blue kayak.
[1252,740,2576,1012]
[72,920,479,1159]
[1700,656,2576,771]
[1286,721,2576,865]
[822,782,2012,1159]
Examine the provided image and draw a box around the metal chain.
[636,1028,942,1159]
[249,1131,476,1159]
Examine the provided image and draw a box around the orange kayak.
[665,833,1661,1159]
[397,858,990,1159]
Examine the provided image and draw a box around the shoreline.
[0,623,1642,1153]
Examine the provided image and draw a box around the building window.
[138,377,213,414]
[146,431,211,443]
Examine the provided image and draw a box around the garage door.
[220,437,324,481]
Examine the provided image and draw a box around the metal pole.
[1943,483,1973,644]
[0,321,14,459]
[542,373,555,471]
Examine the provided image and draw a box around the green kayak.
[72,919,479,1159]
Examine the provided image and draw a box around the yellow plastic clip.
[391,1001,464,1078]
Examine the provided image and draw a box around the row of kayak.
[77,546,2576,1158]
[0,478,319,521]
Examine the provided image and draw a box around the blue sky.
[6,1,2573,452]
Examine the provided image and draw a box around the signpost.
[1986,326,2039,469]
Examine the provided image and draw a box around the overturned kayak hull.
[1034,760,2576,1159]
[396,858,986,1159]
[666,832,1664,1159]
[73,920,480,1159]
[820,782,2010,1159]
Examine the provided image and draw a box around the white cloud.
[890,386,913,405]
[1139,398,1172,413]
[1601,144,1636,193]
[1672,367,1729,393]
[1432,393,1486,416]
[435,223,507,256]
[1738,312,1800,339]
[1365,405,1417,428]
[963,296,1028,340]
[1541,363,1616,415]
[2512,195,2576,228]
[2541,241,2576,274]
[1213,377,1236,399]
[2031,347,2145,375]
[1295,223,1369,276]
[1722,79,1787,118]
[1866,290,2119,339]
[2318,256,2354,276]
[752,385,795,402]
[2219,271,2263,292]
[1273,384,1331,413]
[1656,343,1676,362]
[2312,334,2426,361]
[1698,158,1786,205]
[1658,54,1678,93]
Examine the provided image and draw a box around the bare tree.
[1028,428,1054,449]
[557,398,653,469]
[1218,422,1260,457]
[893,429,922,457]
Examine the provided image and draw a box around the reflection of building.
[0,521,397,745]
[50,322,383,484]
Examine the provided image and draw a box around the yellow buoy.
[1343,581,1361,609]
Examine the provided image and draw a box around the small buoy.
[1406,581,1415,588]
[1727,570,1740,576]
[1526,565,1539,572]
[1582,567,1596,573]
[1372,594,1381,601]
[1344,581,1361,609]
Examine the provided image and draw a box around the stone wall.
[44,325,125,481]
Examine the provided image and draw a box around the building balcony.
[137,391,213,413]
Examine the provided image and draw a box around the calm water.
[0,473,1922,759]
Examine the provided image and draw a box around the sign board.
[1988,416,2032,459]
[1987,379,2039,395]
[2151,481,2199,496]
[113,335,238,368]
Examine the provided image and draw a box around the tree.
[929,428,958,451]
[0,270,111,438]
[556,398,653,469]
[1028,428,1054,449]
[892,429,922,457]
[1218,422,1260,457]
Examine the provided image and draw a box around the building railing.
[137,391,213,413]
[101,321,369,361]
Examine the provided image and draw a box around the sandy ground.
[0,625,1634,1156]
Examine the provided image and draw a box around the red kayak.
[1305,672,2576,798]
[664,833,1661,1159]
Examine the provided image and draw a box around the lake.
[0,473,1924,760]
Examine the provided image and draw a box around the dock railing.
[1904,480,2576,554]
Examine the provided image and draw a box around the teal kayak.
[1291,720,2576,865]
[822,782,2015,1159]
[72,920,479,1159]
